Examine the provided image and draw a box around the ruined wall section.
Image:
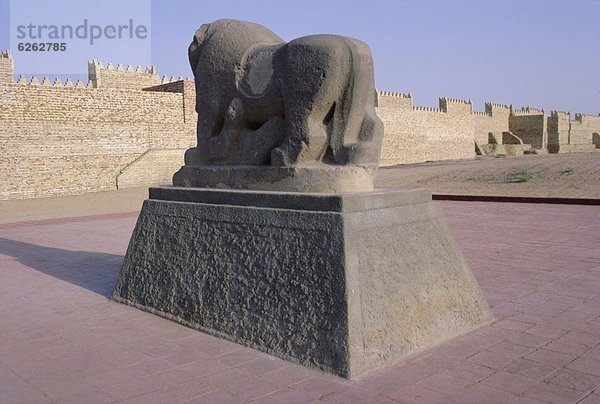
[547,111,571,153]
[546,111,600,153]
[509,107,547,149]
[473,103,526,156]
[570,114,600,152]
[471,103,511,145]
[0,65,196,199]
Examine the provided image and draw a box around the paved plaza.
[0,201,599,403]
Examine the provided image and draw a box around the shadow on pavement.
[0,237,123,298]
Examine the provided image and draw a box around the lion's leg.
[271,100,333,167]
[337,108,384,166]
[271,116,328,166]
[207,98,245,163]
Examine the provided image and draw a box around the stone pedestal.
[113,187,492,378]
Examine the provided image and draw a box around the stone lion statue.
[174,19,384,192]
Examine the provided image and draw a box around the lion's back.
[193,19,284,72]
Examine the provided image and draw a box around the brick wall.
[376,94,528,165]
[144,80,197,124]
[376,94,475,165]
[88,60,163,89]
[439,97,473,115]
[2,48,598,199]
[514,109,600,153]
[572,114,600,144]
[117,149,186,188]
[375,91,412,109]
[472,103,511,144]
[0,77,196,200]
[509,109,547,149]
[0,50,13,84]
[547,111,571,152]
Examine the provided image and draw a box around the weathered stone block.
[113,187,492,378]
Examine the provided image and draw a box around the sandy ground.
[1,153,598,224]
[376,153,600,198]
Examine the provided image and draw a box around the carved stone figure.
[115,20,492,379]
[173,19,384,192]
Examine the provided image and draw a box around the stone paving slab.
[0,201,599,403]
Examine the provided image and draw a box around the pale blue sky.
[1,0,598,114]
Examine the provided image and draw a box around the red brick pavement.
[0,201,599,403]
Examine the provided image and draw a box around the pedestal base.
[172,165,375,193]
[113,187,492,378]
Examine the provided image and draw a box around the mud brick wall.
[547,111,571,152]
[0,51,12,84]
[471,103,511,145]
[509,110,547,149]
[376,94,475,165]
[144,80,197,124]
[2,49,598,199]
[571,114,600,146]
[0,80,195,200]
[376,94,501,165]
[88,60,162,90]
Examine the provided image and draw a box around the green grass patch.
[514,170,532,183]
